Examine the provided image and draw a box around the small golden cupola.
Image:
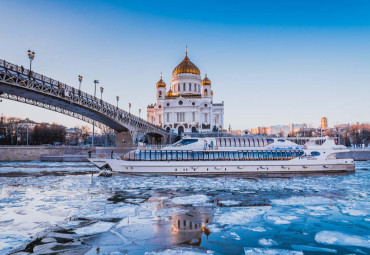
[201,74,211,86]
[172,51,201,76]
[156,74,166,88]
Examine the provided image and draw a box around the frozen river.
[0,161,369,254]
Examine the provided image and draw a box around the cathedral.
[147,51,224,135]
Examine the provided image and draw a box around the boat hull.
[89,158,355,175]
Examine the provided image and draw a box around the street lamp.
[92,80,99,146]
[129,103,131,114]
[100,87,104,101]
[78,75,83,91]
[116,96,119,108]
[27,49,35,76]
[139,109,141,119]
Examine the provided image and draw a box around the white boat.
[89,136,355,175]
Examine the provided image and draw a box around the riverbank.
[0,146,134,162]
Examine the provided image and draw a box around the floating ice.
[266,215,298,225]
[145,247,214,254]
[340,207,368,217]
[244,247,303,254]
[214,208,265,226]
[271,196,333,206]
[221,232,241,240]
[259,238,277,246]
[74,222,115,235]
[171,195,210,205]
[315,231,370,248]
[219,200,242,206]
[243,226,266,232]
[290,245,337,253]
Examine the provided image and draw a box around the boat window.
[311,151,320,156]
[287,151,292,158]
[162,151,167,160]
[141,150,145,160]
[243,151,248,160]
[209,152,214,160]
[258,151,263,160]
[216,139,219,147]
[251,139,255,147]
[199,151,204,160]
[227,138,231,147]
[268,151,273,159]
[204,152,209,160]
[172,151,177,160]
[224,152,229,160]
[238,151,243,159]
[167,151,172,160]
[277,139,285,142]
[193,151,199,160]
[267,138,274,144]
[214,152,219,160]
[257,139,260,147]
[282,151,287,160]
[246,139,250,147]
[151,151,156,160]
[134,150,140,160]
[183,151,188,160]
[178,151,183,160]
[188,151,192,160]
[233,152,239,160]
[156,151,161,160]
[253,151,258,159]
[277,151,282,160]
[146,151,151,161]
[272,151,277,160]
[263,151,268,159]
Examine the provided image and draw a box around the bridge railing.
[0,59,167,135]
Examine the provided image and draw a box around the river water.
[0,161,369,254]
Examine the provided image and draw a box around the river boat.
[89,136,355,175]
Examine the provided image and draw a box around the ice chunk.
[219,200,242,206]
[145,247,214,254]
[214,208,265,226]
[315,231,370,248]
[243,227,266,232]
[340,207,368,217]
[259,238,277,246]
[74,222,115,235]
[266,215,298,225]
[290,245,336,253]
[244,247,303,254]
[171,195,209,205]
[272,196,333,206]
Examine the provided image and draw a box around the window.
[203,113,208,123]
[166,113,170,122]
[183,83,186,91]
[158,91,162,97]
[189,83,191,91]
[166,103,170,106]
[179,100,183,105]
[192,102,195,106]
[311,151,320,156]
[172,139,198,146]
[204,89,208,96]
[177,112,185,122]
[178,84,180,92]
[192,112,196,121]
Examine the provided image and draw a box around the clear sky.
[0,0,369,130]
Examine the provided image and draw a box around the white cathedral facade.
[147,52,224,135]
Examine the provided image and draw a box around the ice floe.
[244,247,303,254]
[74,222,115,235]
[214,208,265,226]
[258,238,277,246]
[315,231,370,248]
[171,194,210,205]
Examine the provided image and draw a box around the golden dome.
[156,77,166,88]
[172,53,201,76]
[201,74,211,86]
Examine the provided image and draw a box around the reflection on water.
[0,161,369,254]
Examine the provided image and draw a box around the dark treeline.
[32,124,66,145]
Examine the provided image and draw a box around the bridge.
[0,60,171,146]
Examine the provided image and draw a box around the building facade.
[147,52,224,135]
[321,117,328,130]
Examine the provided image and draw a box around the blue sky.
[0,0,369,130]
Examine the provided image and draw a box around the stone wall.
[0,146,66,161]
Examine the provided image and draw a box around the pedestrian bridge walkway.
[0,60,170,145]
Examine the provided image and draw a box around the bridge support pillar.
[115,131,134,147]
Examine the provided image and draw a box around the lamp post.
[139,109,141,119]
[27,49,35,77]
[78,75,83,91]
[92,80,99,146]
[116,96,119,108]
[100,87,104,101]
[129,103,131,114]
